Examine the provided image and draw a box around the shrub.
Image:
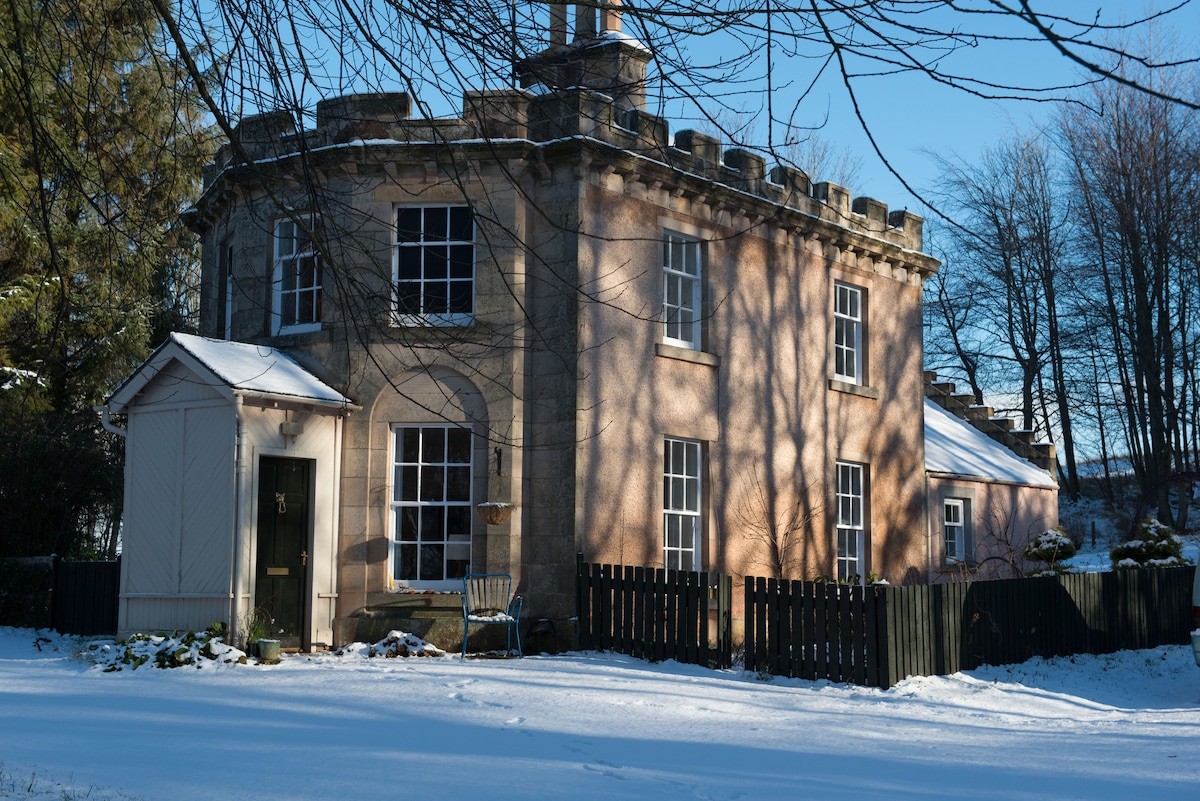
[1022,526,1077,574]
[1109,517,1187,569]
[85,624,247,672]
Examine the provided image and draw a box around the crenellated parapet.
[198,0,931,264]
[204,89,928,261]
[924,372,1058,480]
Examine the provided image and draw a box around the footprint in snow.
[584,761,628,780]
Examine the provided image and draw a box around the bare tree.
[732,467,821,580]
[1060,57,1200,527]
[930,133,1080,494]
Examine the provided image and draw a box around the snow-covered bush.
[1022,526,1077,575]
[85,624,247,671]
[336,630,445,658]
[1109,517,1188,569]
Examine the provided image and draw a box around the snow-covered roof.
[108,332,354,411]
[924,399,1056,488]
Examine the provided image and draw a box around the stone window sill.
[828,379,880,400]
[655,343,720,367]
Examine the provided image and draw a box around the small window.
[663,232,703,350]
[394,206,475,325]
[833,283,863,384]
[272,218,322,334]
[218,241,234,340]
[943,498,967,562]
[390,425,473,587]
[663,438,702,570]
[835,461,866,583]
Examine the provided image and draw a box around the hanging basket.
[476,502,514,525]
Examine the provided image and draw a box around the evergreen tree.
[0,0,213,558]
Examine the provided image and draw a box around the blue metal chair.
[461,573,523,658]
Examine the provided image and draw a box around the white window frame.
[662,231,703,350]
[833,282,863,384]
[943,498,966,562]
[393,205,475,327]
[663,437,702,571]
[835,461,866,584]
[272,217,322,335]
[389,425,474,590]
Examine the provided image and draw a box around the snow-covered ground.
[2,626,1199,801]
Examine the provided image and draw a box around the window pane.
[275,221,294,257]
[419,545,444,580]
[423,428,445,461]
[425,282,448,315]
[446,429,471,463]
[421,507,445,541]
[397,208,422,242]
[397,282,422,315]
[398,543,417,580]
[446,505,472,536]
[420,466,445,502]
[448,207,473,241]
[425,207,448,241]
[425,247,448,279]
[401,428,420,462]
[398,508,418,542]
[448,280,472,315]
[398,247,422,280]
[445,466,471,501]
[449,245,473,278]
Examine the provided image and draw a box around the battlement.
[924,372,1058,480]
[209,87,926,254]
[204,1,927,256]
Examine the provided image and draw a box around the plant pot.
[257,638,281,663]
[476,502,514,525]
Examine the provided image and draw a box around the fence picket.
[577,562,1194,689]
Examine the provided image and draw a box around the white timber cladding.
[119,402,234,636]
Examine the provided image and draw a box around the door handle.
[300,550,309,566]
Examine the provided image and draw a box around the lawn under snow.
[2,627,1199,800]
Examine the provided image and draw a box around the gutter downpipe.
[95,405,127,439]
[231,393,247,644]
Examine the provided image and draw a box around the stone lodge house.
[106,4,990,650]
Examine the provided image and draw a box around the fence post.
[714,574,732,669]
[864,584,881,688]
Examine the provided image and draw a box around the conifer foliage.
[0,0,212,558]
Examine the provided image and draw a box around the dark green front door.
[255,456,312,649]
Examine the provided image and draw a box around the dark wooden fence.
[0,556,54,629]
[744,566,1195,689]
[51,557,120,636]
[576,559,733,668]
[0,556,119,636]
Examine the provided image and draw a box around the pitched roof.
[924,399,1056,488]
[107,332,354,412]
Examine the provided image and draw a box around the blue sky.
[717,1,1200,217]
[203,1,1200,222]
